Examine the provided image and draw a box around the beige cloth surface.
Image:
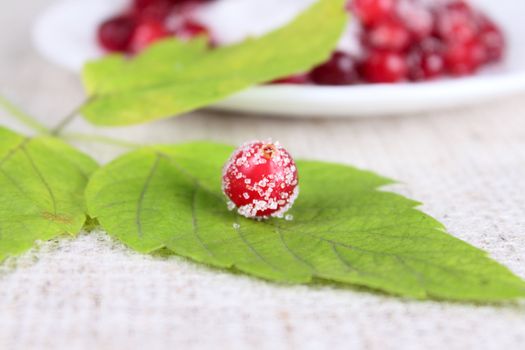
[1,1,525,349]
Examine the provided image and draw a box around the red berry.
[444,0,472,13]
[361,51,408,83]
[97,15,136,52]
[350,0,396,26]
[133,0,160,11]
[363,19,412,51]
[478,17,505,63]
[130,21,169,53]
[134,0,174,22]
[443,40,485,76]
[408,38,445,81]
[222,141,299,219]
[434,5,479,44]
[396,0,433,40]
[310,52,360,85]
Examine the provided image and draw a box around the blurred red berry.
[478,17,505,63]
[130,21,169,53]
[434,5,479,44]
[133,0,159,11]
[361,51,408,83]
[408,38,445,81]
[443,40,485,76]
[350,0,396,26]
[396,0,433,40]
[444,0,472,13]
[310,52,360,85]
[134,0,174,22]
[363,19,412,51]
[97,15,136,52]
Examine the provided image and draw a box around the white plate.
[33,0,525,118]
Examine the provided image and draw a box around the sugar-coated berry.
[222,141,299,219]
[97,15,136,52]
[310,51,360,85]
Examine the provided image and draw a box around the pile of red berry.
[97,0,214,54]
[307,0,506,85]
[97,0,505,85]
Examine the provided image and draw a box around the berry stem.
[50,97,93,136]
[0,94,49,134]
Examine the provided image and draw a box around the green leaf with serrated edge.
[85,142,525,301]
[0,127,98,262]
[81,0,347,126]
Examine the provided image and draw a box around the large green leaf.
[81,0,347,126]
[0,127,98,262]
[85,142,525,301]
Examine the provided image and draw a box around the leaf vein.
[233,218,282,274]
[136,154,161,238]
[22,146,57,215]
[190,186,215,258]
[276,226,317,273]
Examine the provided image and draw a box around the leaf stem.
[50,103,84,136]
[0,95,49,134]
[61,132,142,149]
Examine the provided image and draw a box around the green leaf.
[81,0,347,126]
[0,127,98,262]
[85,142,525,301]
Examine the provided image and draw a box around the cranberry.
[97,15,136,52]
[434,5,479,44]
[222,141,299,218]
[444,0,472,13]
[134,0,174,22]
[478,17,505,63]
[271,74,310,85]
[362,19,412,51]
[132,0,160,11]
[443,40,485,76]
[408,39,445,81]
[130,21,169,53]
[350,0,396,26]
[361,51,408,83]
[310,52,360,85]
[396,0,433,40]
